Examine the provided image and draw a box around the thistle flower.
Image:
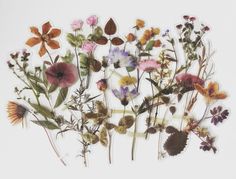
[119,76,137,86]
[176,73,204,91]
[138,59,160,72]
[112,87,139,106]
[7,101,27,125]
[45,62,78,88]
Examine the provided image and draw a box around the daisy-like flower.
[176,73,204,91]
[26,22,61,57]
[194,82,227,104]
[107,48,137,69]
[112,87,139,106]
[119,76,137,86]
[138,59,160,72]
[45,62,78,88]
[7,101,27,125]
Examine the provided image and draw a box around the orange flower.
[26,22,61,57]
[136,19,145,29]
[7,101,27,125]
[194,82,227,103]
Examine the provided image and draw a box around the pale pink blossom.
[86,15,98,26]
[81,41,96,53]
[138,59,160,72]
[71,19,83,31]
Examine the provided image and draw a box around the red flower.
[45,62,78,88]
[176,73,204,91]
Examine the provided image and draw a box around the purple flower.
[86,15,98,26]
[71,19,84,31]
[176,73,204,91]
[45,62,78,88]
[81,41,96,54]
[107,48,137,68]
[112,87,139,106]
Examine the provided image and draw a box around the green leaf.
[79,53,89,76]
[54,87,68,108]
[32,120,59,130]
[30,103,54,119]
[138,52,151,57]
[48,84,58,93]
[29,80,46,93]
[27,74,43,83]
[67,33,77,47]
[145,40,155,51]
[42,63,48,86]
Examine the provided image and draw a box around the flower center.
[56,71,64,79]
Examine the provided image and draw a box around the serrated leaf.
[111,37,124,45]
[145,40,155,51]
[54,87,68,108]
[32,120,59,130]
[104,18,116,35]
[30,103,54,119]
[164,131,188,156]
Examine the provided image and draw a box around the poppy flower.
[194,82,227,103]
[26,22,61,57]
[7,101,27,125]
[112,87,139,106]
[138,59,160,72]
[176,73,204,91]
[45,62,78,88]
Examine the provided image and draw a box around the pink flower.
[96,79,107,91]
[86,15,98,26]
[176,73,204,90]
[45,62,78,88]
[81,41,96,53]
[138,59,160,72]
[71,19,83,31]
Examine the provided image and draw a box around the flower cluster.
[6,15,229,167]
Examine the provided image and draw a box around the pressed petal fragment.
[26,37,41,47]
[42,21,52,34]
[47,40,60,49]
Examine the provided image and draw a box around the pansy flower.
[194,82,227,103]
[45,62,78,88]
[112,87,139,106]
[26,22,61,57]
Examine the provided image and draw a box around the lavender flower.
[112,87,139,106]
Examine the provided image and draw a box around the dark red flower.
[45,62,78,88]
[176,73,204,91]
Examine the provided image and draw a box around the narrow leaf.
[30,103,54,119]
[54,87,68,108]
[32,120,59,130]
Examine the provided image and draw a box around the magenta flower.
[176,73,204,91]
[81,41,96,53]
[71,19,84,31]
[45,62,78,88]
[86,15,98,26]
[138,59,160,72]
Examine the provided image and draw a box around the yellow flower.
[136,19,145,29]
[151,27,160,35]
[139,37,147,45]
[119,76,137,86]
[194,82,227,103]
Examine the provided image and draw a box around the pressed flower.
[7,101,27,125]
[136,19,145,29]
[119,76,137,86]
[194,82,227,103]
[45,62,78,88]
[138,59,160,72]
[112,87,139,106]
[176,73,204,91]
[154,40,161,47]
[26,22,61,57]
[86,15,98,26]
[71,19,84,31]
[139,37,147,45]
[151,28,160,35]
[126,33,136,42]
[81,41,96,54]
[96,79,108,91]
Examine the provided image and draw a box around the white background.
[0,0,235,178]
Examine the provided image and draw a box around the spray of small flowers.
[6,15,229,166]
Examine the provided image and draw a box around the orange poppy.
[26,22,61,57]
[194,82,227,103]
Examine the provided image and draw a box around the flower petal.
[42,21,52,34]
[48,28,61,38]
[207,82,219,94]
[213,92,227,100]
[39,43,47,57]
[112,89,121,99]
[47,40,60,49]
[30,26,41,36]
[194,84,207,96]
[26,37,41,47]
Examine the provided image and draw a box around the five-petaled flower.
[26,22,61,57]
[45,62,78,88]
[194,82,227,104]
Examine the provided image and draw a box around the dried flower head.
[119,76,137,86]
[7,101,27,125]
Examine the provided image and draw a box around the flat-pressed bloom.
[136,19,145,29]
[138,59,160,72]
[81,41,96,54]
[71,19,84,31]
[26,22,61,57]
[107,48,137,68]
[112,87,139,106]
[7,101,27,125]
[86,15,98,26]
[176,73,204,90]
[119,76,137,86]
[194,82,227,103]
[45,62,78,88]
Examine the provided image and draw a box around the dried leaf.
[118,115,134,128]
[32,120,59,130]
[95,36,108,45]
[83,132,99,144]
[99,127,108,146]
[165,126,178,134]
[146,127,157,134]
[169,106,176,115]
[54,87,68,108]
[104,18,116,35]
[114,126,127,134]
[105,122,116,130]
[90,59,101,72]
[30,103,54,119]
[111,37,124,45]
